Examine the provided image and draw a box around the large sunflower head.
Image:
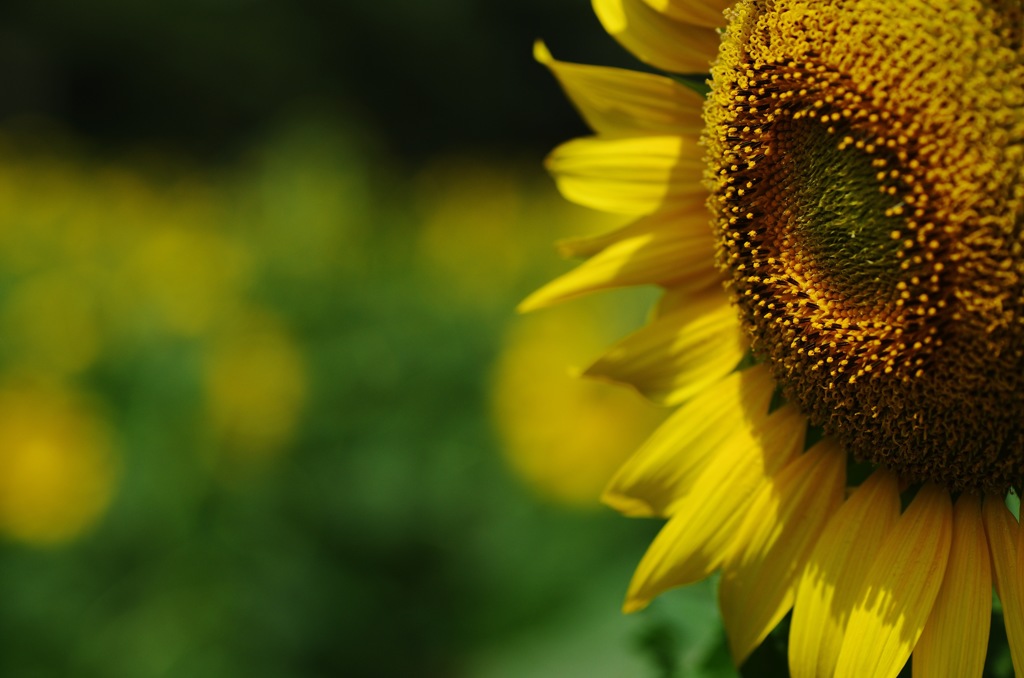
[531,0,1024,675]
[706,0,1024,494]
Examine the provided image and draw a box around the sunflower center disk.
[705,0,1024,493]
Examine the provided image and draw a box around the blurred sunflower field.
[0,2,747,677]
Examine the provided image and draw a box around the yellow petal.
[555,196,711,260]
[534,41,705,137]
[593,0,721,73]
[639,0,733,28]
[545,135,703,215]
[603,363,775,517]
[789,470,901,678]
[650,284,697,318]
[719,439,847,666]
[585,289,745,406]
[519,206,718,311]
[623,403,806,612]
[556,219,655,260]
[912,495,990,678]
[834,484,953,678]
[984,495,1024,677]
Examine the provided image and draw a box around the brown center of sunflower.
[704,0,1024,492]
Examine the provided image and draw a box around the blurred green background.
[0,2,741,677]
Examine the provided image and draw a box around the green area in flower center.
[788,121,906,304]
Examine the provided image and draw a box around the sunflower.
[526,1,1024,676]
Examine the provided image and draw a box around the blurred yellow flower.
[492,299,664,506]
[416,160,525,297]
[1,271,102,375]
[203,309,307,462]
[122,226,253,337]
[416,158,621,306]
[0,381,117,545]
